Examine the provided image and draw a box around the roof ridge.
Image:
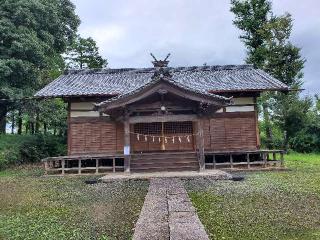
[63,64,254,75]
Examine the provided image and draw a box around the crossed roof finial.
[150,53,171,68]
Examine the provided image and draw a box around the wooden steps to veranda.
[130,151,199,172]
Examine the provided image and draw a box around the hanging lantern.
[187,135,190,143]
[137,134,140,141]
[165,137,168,144]
[172,137,175,143]
[158,137,161,143]
[179,137,182,143]
[144,135,148,141]
[152,136,155,142]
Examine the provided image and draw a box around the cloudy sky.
[72,0,320,96]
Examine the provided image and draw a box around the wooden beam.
[95,159,99,174]
[124,119,131,172]
[230,154,234,169]
[44,161,48,175]
[262,153,267,167]
[197,119,205,171]
[61,159,65,175]
[129,114,198,124]
[280,152,284,167]
[78,159,81,174]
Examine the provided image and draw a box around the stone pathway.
[100,170,232,182]
[133,178,210,240]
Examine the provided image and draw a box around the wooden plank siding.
[68,111,259,155]
[69,119,124,155]
[203,112,258,151]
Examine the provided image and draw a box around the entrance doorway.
[131,121,194,152]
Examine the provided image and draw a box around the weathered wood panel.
[204,112,258,151]
[69,117,124,155]
[68,111,259,155]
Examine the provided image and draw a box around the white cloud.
[80,24,126,55]
[72,0,320,95]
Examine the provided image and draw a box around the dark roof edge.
[34,93,118,99]
[209,87,289,94]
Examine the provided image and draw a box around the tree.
[260,14,305,88]
[231,0,271,68]
[230,0,305,148]
[65,35,107,69]
[231,0,274,147]
[0,0,80,134]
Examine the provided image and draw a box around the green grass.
[185,152,320,240]
[0,165,148,240]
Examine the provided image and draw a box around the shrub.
[289,124,320,153]
[0,134,66,170]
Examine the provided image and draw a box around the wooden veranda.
[43,149,285,175]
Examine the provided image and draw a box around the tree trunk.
[30,122,35,134]
[11,112,15,134]
[17,110,22,135]
[44,123,47,135]
[35,113,40,134]
[25,121,29,134]
[0,104,7,134]
[262,102,273,148]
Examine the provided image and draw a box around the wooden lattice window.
[134,122,193,135]
[134,123,162,135]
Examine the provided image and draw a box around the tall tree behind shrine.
[65,35,108,70]
[230,0,305,148]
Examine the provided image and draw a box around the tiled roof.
[96,70,231,108]
[35,65,288,98]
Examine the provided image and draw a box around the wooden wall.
[67,97,259,155]
[202,112,259,151]
[68,118,124,155]
[68,113,258,155]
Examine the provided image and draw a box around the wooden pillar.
[78,159,81,174]
[262,153,267,167]
[230,154,234,169]
[44,161,48,175]
[113,157,116,173]
[95,159,99,174]
[280,152,284,167]
[247,153,250,169]
[124,119,131,172]
[197,119,205,171]
[61,159,65,175]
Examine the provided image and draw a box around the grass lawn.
[185,152,320,240]
[0,165,149,240]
